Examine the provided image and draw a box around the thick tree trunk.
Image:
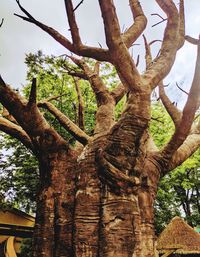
[2,1,200,256]
[32,134,159,257]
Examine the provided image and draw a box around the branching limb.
[94,61,100,75]
[0,117,35,152]
[178,0,185,49]
[176,82,188,95]
[73,78,85,130]
[161,36,200,160]
[64,0,82,48]
[45,94,68,103]
[0,18,4,27]
[0,76,26,123]
[15,1,109,61]
[38,101,91,145]
[143,36,163,69]
[98,0,122,50]
[68,55,126,106]
[135,54,140,67]
[98,0,142,91]
[67,70,88,80]
[185,35,200,46]
[164,133,200,175]
[61,60,88,80]
[159,82,182,127]
[143,34,152,69]
[143,0,180,89]
[142,35,181,127]
[151,13,167,27]
[68,55,111,106]
[2,107,17,124]
[122,0,147,48]
[28,77,37,107]
[67,56,116,135]
[73,0,84,12]
[110,83,127,104]
[0,76,67,152]
[96,149,140,189]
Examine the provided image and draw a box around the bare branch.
[98,0,122,50]
[143,0,180,89]
[73,78,85,130]
[73,0,84,12]
[161,38,200,160]
[149,39,162,46]
[178,0,185,49]
[68,55,111,106]
[38,101,91,145]
[14,12,76,54]
[0,75,26,122]
[98,0,142,91]
[2,107,17,124]
[94,61,100,75]
[142,35,181,127]
[151,13,167,27]
[176,82,189,95]
[135,54,140,67]
[165,133,200,174]
[185,35,200,46]
[28,77,37,107]
[151,116,164,124]
[69,70,88,80]
[0,76,64,149]
[61,60,88,80]
[111,83,127,104]
[159,82,182,127]
[143,34,152,69]
[15,1,109,61]
[0,117,35,152]
[0,18,4,27]
[122,0,147,48]
[151,13,166,20]
[152,19,167,28]
[46,94,68,102]
[64,0,82,48]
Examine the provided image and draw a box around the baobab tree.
[0,0,200,256]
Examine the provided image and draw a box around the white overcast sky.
[0,0,200,104]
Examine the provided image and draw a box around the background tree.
[0,1,200,256]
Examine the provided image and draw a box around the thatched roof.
[157,216,200,255]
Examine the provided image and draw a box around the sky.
[0,0,200,105]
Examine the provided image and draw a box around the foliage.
[150,101,175,148]
[151,102,200,234]
[0,135,38,213]
[20,239,33,257]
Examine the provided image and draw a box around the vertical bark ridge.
[104,92,151,175]
[99,186,140,257]
[73,140,105,257]
[33,147,77,257]
[52,152,77,257]
[33,185,55,257]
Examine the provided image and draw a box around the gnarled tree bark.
[1,1,200,256]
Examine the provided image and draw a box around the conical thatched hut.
[157,216,200,257]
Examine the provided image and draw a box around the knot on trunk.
[96,148,140,194]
